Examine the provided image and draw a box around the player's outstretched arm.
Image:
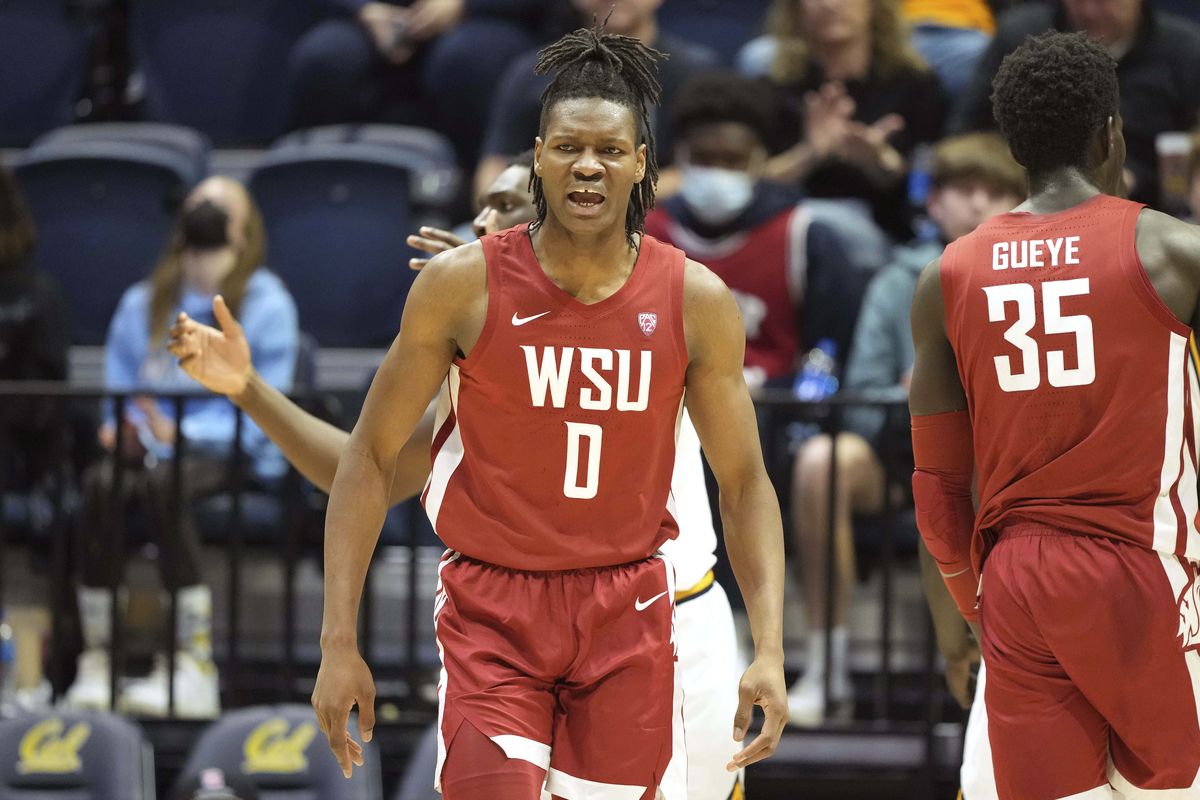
[681,260,787,773]
[168,296,435,504]
[909,259,980,631]
[313,243,485,778]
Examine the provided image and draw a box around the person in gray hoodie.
[787,132,1025,731]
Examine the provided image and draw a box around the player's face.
[800,0,871,46]
[534,98,647,236]
[678,122,767,176]
[1062,0,1142,46]
[570,0,662,36]
[927,179,1021,242]
[472,165,535,237]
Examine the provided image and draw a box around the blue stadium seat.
[128,0,321,145]
[33,123,211,186]
[390,723,438,800]
[0,0,94,146]
[13,140,195,345]
[658,0,773,65]
[0,711,155,799]
[248,146,422,347]
[273,126,460,211]
[171,705,382,800]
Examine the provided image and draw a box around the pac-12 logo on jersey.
[638,312,657,336]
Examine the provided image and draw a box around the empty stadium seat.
[128,0,320,145]
[33,123,211,186]
[248,146,423,347]
[0,711,155,799]
[13,140,195,345]
[171,705,382,800]
[272,126,460,211]
[0,0,94,145]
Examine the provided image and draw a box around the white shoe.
[120,652,220,718]
[786,671,852,727]
[63,649,111,710]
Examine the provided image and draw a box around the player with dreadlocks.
[310,22,787,800]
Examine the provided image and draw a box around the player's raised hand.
[727,655,787,772]
[311,649,376,779]
[167,295,252,398]
[406,226,467,270]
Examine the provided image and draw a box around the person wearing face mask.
[645,71,875,390]
[949,0,1200,210]
[64,177,299,718]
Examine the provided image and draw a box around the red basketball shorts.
[432,551,683,800]
[981,524,1200,799]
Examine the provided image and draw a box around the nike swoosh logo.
[512,311,551,326]
[634,591,669,612]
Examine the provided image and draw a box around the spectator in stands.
[288,0,556,178]
[902,0,994,99]
[644,71,878,388]
[473,0,719,204]
[65,177,298,719]
[738,0,947,240]
[787,133,1023,726]
[950,0,1200,209]
[0,162,68,532]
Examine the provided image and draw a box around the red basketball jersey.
[644,206,805,382]
[942,194,1200,566]
[421,224,689,571]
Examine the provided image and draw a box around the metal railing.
[0,381,955,788]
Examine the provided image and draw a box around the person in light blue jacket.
[66,177,298,718]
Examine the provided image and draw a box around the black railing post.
[167,395,186,717]
[406,501,422,685]
[282,465,300,702]
[226,410,244,707]
[877,401,896,721]
[108,393,128,713]
[822,403,841,716]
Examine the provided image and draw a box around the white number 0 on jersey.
[983,278,1096,392]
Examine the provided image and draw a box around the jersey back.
[422,225,689,571]
[942,194,1200,562]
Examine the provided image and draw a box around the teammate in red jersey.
[910,31,1200,799]
[310,23,787,800]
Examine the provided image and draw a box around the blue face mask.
[678,164,755,226]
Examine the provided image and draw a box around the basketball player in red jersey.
[910,31,1200,799]
[310,24,787,800]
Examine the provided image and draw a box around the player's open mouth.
[567,190,606,212]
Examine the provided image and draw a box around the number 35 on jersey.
[984,278,1096,392]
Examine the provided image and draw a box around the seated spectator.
[288,0,555,178]
[65,177,298,719]
[473,0,719,204]
[738,0,947,240]
[949,0,1200,210]
[0,163,68,532]
[643,71,880,388]
[786,132,1023,726]
[902,0,994,99]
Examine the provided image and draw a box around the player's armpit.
[912,409,978,622]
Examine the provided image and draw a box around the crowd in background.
[4,0,1200,728]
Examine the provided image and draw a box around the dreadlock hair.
[531,22,666,245]
[991,31,1118,177]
